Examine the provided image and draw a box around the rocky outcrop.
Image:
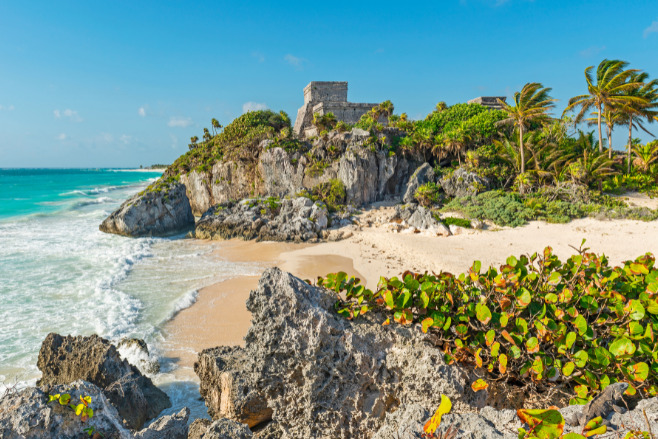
[187,418,253,439]
[99,182,195,237]
[179,129,418,216]
[0,381,132,439]
[194,268,485,438]
[440,168,489,198]
[195,197,328,242]
[390,204,451,236]
[133,408,189,439]
[37,333,171,430]
[0,381,188,439]
[402,163,435,204]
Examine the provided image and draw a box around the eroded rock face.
[0,381,132,439]
[402,163,436,204]
[186,418,253,439]
[194,268,485,438]
[440,168,489,198]
[99,182,195,237]
[195,197,328,242]
[133,408,189,439]
[37,333,171,430]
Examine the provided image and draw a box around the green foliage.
[168,110,292,176]
[414,182,443,207]
[319,246,658,403]
[442,217,471,228]
[48,393,95,424]
[298,179,346,212]
[604,174,658,196]
[444,191,533,227]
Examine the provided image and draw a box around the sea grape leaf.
[423,394,452,434]
[471,379,488,392]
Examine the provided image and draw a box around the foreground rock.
[0,381,189,439]
[195,197,328,242]
[187,418,253,439]
[37,333,171,430]
[389,204,451,236]
[402,163,436,204]
[194,268,485,438]
[99,182,195,237]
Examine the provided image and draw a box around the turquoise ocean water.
[0,168,261,417]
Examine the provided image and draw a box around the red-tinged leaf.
[476,303,492,324]
[393,309,413,325]
[421,317,433,333]
[471,379,488,392]
[499,354,508,374]
[526,337,539,353]
[382,318,390,326]
[501,330,517,346]
[423,395,452,434]
[631,362,649,382]
[485,329,495,346]
[516,408,565,439]
[475,348,483,368]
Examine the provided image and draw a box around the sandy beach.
[164,195,658,377]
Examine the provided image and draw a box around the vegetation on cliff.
[319,244,658,407]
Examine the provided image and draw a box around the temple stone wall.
[294,81,379,137]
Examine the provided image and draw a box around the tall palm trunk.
[519,124,525,174]
[607,122,613,159]
[627,118,633,174]
[597,103,603,153]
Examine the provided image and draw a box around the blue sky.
[1,0,657,168]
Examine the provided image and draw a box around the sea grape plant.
[318,244,658,403]
[48,393,94,422]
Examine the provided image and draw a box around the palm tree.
[497,82,557,173]
[585,107,622,160]
[568,148,617,187]
[563,59,643,157]
[211,118,222,135]
[378,100,394,124]
[436,126,471,165]
[189,136,199,150]
[203,128,211,142]
[616,72,658,173]
[435,102,447,113]
[632,142,658,173]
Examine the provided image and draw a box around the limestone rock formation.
[0,381,132,439]
[402,163,436,204]
[133,408,189,439]
[195,197,328,242]
[99,182,195,237]
[187,418,253,439]
[194,268,485,438]
[37,333,171,430]
[390,204,451,236]
[440,168,489,198]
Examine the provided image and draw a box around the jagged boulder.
[390,205,451,236]
[194,268,485,438]
[402,163,436,204]
[187,419,253,439]
[134,408,189,439]
[0,381,131,439]
[99,182,194,237]
[37,333,171,430]
[440,168,489,198]
[195,197,328,242]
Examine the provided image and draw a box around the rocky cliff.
[179,128,418,216]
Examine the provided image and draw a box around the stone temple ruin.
[467,96,507,110]
[292,81,508,138]
[294,81,380,138]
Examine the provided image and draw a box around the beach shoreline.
[162,203,658,380]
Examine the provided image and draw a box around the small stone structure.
[294,81,380,137]
[468,96,507,110]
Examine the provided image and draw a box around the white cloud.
[99,132,114,143]
[138,106,147,117]
[0,104,14,111]
[119,134,132,144]
[242,102,268,113]
[252,51,265,63]
[644,19,658,38]
[168,116,193,128]
[579,45,606,58]
[53,108,82,122]
[57,133,67,141]
[284,54,304,69]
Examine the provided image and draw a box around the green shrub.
[442,217,471,228]
[319,246,658,403]
[297,179,346,213]
[443,191,533,227]
[414,182,442,207]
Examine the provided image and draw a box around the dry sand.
[163,193,658,376]
[162,239,361,374]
